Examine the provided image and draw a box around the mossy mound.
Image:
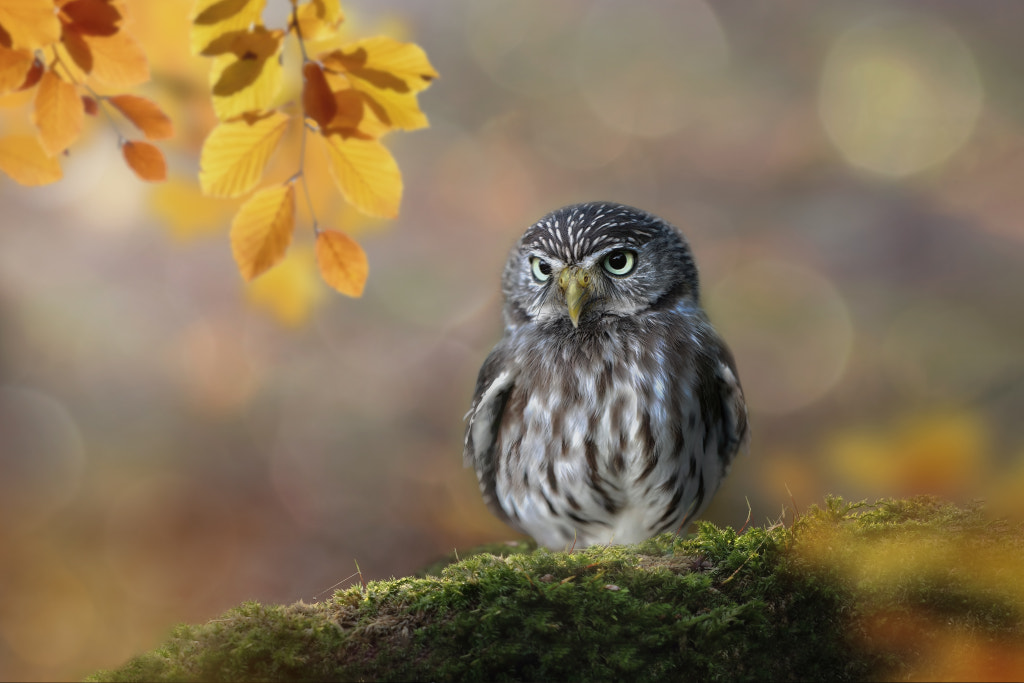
[89,497,1024,682]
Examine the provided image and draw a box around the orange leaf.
[32,70,83,156]
[190,0,266,56]
[108,94,173,140]
[316,229,368,297]
[61,26,93,73]
[81,94,98,115]
[0,134,62,185]
[0,0,61,50]
[302,61,335,127]
[18,57,44,90]
[321,133,402,218]
[230,183,295,281]
[122,140,166,181]
[0,46,34,94]
[199,110,289,198]
[82,29,148,88]
[60,0,121,36]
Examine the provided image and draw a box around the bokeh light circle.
[574,0,729,138]
[706,258,853,415]
[818,12,983,178]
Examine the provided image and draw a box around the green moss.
[88,497,1024,682]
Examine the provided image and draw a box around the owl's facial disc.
[557,265,594,328]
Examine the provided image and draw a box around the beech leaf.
[316,229,368,297]
[199,111,290,198]
[321,133,402,218]
[32,70,84,157]
[230,184,296,281]
[122,140,167,182]
[108,94,174,140]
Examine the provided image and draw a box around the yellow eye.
[530,256,552,282]
[602,250,636,276]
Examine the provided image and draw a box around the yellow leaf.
[322,36,438,93]
[0,46,34,94]
[32,70,83,156]
[190,0,266,57]
[246,245,323,326]
[316,228,368,297]
[108,94,174,140]
[209,25,284,120]
[82,30,149,88]
[122,140,167,181]
[294,0,344,42]
[199,110,289,198]
[230,183,295,281]
[321,133,401,218]
[0,134,62,185]
[151,175,241,241]
[0,0,61,50]
[355,87,428,132]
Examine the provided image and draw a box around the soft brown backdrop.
[2,1,1024,679]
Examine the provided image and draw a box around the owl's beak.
[558,266,594,328]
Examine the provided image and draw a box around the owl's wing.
[464,342,518,524]
[710,344,749,468]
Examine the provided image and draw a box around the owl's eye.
[530,256,552,283]
[602,250,637,277]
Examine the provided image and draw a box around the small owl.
[464,202,748,549]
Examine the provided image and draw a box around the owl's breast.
[494,322,706,547]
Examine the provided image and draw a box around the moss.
[88,497,1024,682]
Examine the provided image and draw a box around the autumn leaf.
[190,0,267,56]
[61,26,94,73]
[321,133,402,218]
[302,61,335,128]
[18,57,45,90]
[199,110,289,198]
[81,30,149,88]
[351,85,427,132]
[60,0,121,37]
[294,0,344,42]
[316,228,368,297]
[320,38,436,132]
[108,94,173,140]
[209,26,284,120]
[0,134,63,185]
[0,0,61,50]
[32,71,84,157]
[322,36,438,93]
[230,183,295,281]
[82,95,98,115]
[122,140,167,181]
[0,46,34,94]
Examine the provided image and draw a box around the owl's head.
[501,202,700,329]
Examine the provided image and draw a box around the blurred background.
[2,0,1024,679]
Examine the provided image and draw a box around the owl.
[464,202,748,549]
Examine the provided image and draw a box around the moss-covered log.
[88,497,1024,682]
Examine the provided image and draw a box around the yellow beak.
[558,266,594,328]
